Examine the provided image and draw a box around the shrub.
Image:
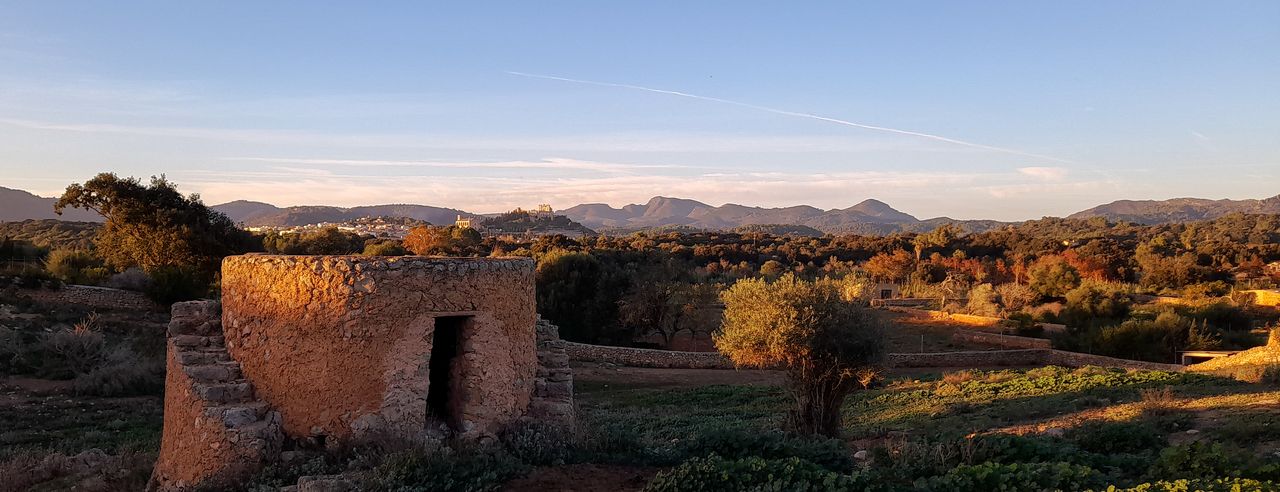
[0,325,33,374]
[72,346,164,396]
[1147,442,1247,480]
[362,241,408,256]
[43,249,108,286]
[644,455,884,492]
[365,444,528,492]
[966,284,1000,317]
[1063,281,1132,327]
[995,283,1038,313]
[104,268,151,291]
[1068,421,1167,454]
[1138,387,1179,415]
[1029,255,1082,298]
[914,461,1108,492]
[39,315,107,379]
[144,265,210,305]
[499,420,573,466]
[674,427,854,473]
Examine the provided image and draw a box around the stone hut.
[149,255,574,491]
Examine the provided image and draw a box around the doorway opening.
[426,316,470,429]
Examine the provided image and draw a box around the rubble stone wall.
[564,342,1184,372]
[951,330,1053,349]
[150,301,282,492]
[563,341,735,369]
[525,320,575,427]
[22,284,158,311]
[219,255,537,444]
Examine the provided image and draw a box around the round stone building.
[149,255,573,491]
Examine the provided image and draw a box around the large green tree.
[54,173,250,277]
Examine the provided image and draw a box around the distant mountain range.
[560,196,1007,235]
[0,186,102,222]
[5,185,1279,234]
[1068,195,1280,224]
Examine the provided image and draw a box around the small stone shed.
[149,255,574,491]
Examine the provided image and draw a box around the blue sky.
[1,1,1276,220]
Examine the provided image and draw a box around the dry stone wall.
[564,341,735,369]
[220,255,537,444]
[19,284,158,311]
[525,319,575,427]
[564,343,1185,372]
[150,301,283,492]
[952,330,1053,349]
[886,349,1050,368]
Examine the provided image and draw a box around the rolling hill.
[0,187,103,222]
[1068,194,1280,224]
[560,196,1005,234]
[210,201,469,227]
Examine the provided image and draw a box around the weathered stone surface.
[951,330,1052,349]
[150,301,283,492]
[525,319,576,428]
[21,284,159,311]
[154,257,574,490]
[220,255,538,443]
[563,342,1184,372]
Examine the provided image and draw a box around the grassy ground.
[569,365,1280,491]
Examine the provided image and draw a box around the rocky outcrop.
[149,301,282,491]
[525,319,575,427]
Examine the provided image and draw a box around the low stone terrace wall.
[885,306,1067,333]
[21,284,158,311]
[886,349,1049,368]
[1046,350,1184,372]
[952,330,1053,349]
[563,342,734,369]
[564,342,1184,372]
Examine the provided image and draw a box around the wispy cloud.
[1017,166,1069,180]
[222,156,690,173]
[507,71,1075,164]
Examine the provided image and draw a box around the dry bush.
[103,267,151,291]
[73,346,164,396]
[1138,387,1179,414]
[40,313,107,378]
[943,370,977,385]
[0,449,152,492]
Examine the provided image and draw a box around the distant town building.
[534,204,554,219]
[454,215,473,229]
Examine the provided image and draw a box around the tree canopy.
[54,173,250,276]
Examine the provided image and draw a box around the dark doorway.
[427,316,469,428]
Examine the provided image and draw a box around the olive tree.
[715,274,884,437]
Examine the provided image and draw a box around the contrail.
[506,71,1072,164]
